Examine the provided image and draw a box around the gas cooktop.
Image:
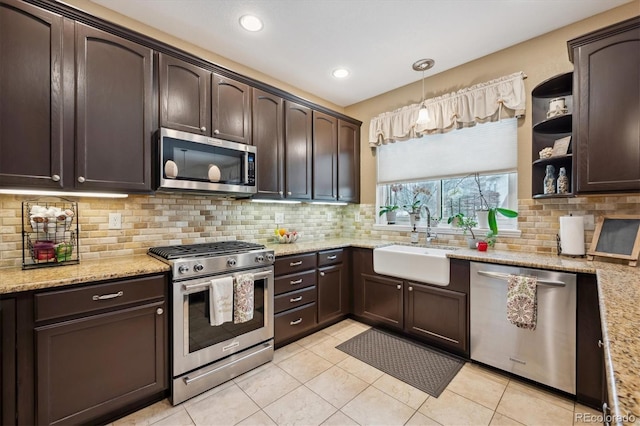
[148,241,265,260]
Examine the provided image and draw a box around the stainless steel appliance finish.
[149,241,274,405]
[156,127,257,197]
[470,262,577,394]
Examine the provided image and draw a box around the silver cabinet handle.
[51,174,60,182]
[200,126,207,132]
[77,176,85,183]
[289,261,303,267]
[327,255,337,260]
[279,191,283,195]
[408,286,413,291]
[320,272,325,276]
[290,318,303,325]
[92,291,123,301]
[290,278,303,285]
[396,284,402,290]
[287,191,292,196]
[156,308,164,315]
[290,296,303,302]
[213,129,220,135]
[476,271,566,287]
[598,340,604,348]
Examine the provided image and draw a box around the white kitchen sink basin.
[373,244,453,286]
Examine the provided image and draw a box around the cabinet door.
[252,89,284,199]
[359,273,403,330]
[159,53,211,135]
[1,299,16,426]
[405,282,467,354]
[337,120,360,203]
[317,264,348,324]
[573,20,640,193]
[212,74,251,144]
[75,23,153,192]
[0,0,64,190]
[284,101,312,199]
[312,111,337,200]
[36,301,166,426]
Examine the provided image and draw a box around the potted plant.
[379,205,399,224]
[472,173,518,235]
[448,213,480,248]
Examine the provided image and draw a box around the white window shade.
[377,117,517,184]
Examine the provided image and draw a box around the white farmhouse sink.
[373,244,453,286]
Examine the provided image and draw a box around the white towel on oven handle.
[209,276,233,326]
[233,273,254,324]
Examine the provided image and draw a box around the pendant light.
[413,58,435,125]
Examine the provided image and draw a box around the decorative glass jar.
[544,165,556,195]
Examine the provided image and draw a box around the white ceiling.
[89,0,632,107]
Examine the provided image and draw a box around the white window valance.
[369,71,526,146]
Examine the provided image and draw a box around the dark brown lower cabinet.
[404,282,467,355]
[317,264,348,324]
[1,298,17,426]
[357,273,404,331]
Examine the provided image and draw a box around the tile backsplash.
[1,193,638,268]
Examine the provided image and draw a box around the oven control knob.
[227,258,237,267]
[255,255,264,263]
[193,263,204,272]
[266,253,275,262]
[178,265,190,274]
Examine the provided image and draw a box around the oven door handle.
[182,270,273,292]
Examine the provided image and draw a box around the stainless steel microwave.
[156,128,257,197]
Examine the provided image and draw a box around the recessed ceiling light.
[239,15,263,32]
[332,68,350,79]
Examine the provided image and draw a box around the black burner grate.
[148,241,265,259]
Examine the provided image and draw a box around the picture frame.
[552,136,571,156]
[587,215,640,266]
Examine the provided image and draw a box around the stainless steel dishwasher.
[470,262,577,394]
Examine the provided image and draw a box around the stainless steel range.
[149,241,275,405]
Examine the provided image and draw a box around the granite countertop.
[0,238,637,423]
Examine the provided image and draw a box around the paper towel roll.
[559,215,585,255]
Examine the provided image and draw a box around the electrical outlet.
[275,212,285,224]
[108,212,122,230]
[327,212,333,222]
[584,214,595,231]
[355,212,361,222]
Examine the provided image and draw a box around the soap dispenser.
[410,225,419,244]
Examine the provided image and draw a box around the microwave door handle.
[243,152,249,184]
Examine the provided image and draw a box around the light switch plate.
[355,212,361,222]
[275,212,285,224]
[584,214,595,230]
[108,212,122,230]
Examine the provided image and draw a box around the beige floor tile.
[273,342,304,364]
[321,320,360,337]
[445,365,507,410]
[341,386,415,426]
[264,386,337,426]
[114,398,183,426]
[507,379,575,412]
[372,374,429,409]
[235,410,277,426]
[235,364,301,407]
[419,389,494,426]
[496,384,574,426]
[321,410,360,426]
[306,366,368,408]
[149,409,194,426]
[573,403,602,424]
[405,412,443,426]
[462,362,510,386]
[489,412,525,425]
[337,356,384,384]
[308,335,350,364]
[333,325,369,343]
[295,330,332,349]
[278,350,333,383]
[185,383,260,425]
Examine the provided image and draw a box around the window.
[376,118,518,231]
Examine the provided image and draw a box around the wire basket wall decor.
[22,197,79,269]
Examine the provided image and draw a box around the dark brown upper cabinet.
[337,120,361,203]
[159,53,211,135]
[569,17,640,194]
[284,101,313,199]
[313,111,338,201]
[0,0,64,190]
[212,74,252,144]
[75,23,154,192]
[252,89,285,199]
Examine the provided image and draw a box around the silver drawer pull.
[290,279,303,285]
[598,340,604,348]
[290,318,303,325]
[326,255,337,260]
[289,261,303,267]
[92,291,123,301]
[320,272,325,276]
[290,296,303,302]
[477,271,566,287]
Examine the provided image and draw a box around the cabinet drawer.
[274,269,316,295]
[35,275,166,322]
[275,303,317,344]
[274,286,316,314]
[318,249,344,267]
[274,253,316,276]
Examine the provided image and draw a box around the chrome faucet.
[424,206,437,245]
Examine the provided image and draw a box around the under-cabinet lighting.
[308,201,348,206]
[0,189,128,198]
[250,199,301,204]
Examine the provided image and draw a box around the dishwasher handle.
[477,270,566,287]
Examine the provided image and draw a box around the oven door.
[173,266,273,376]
